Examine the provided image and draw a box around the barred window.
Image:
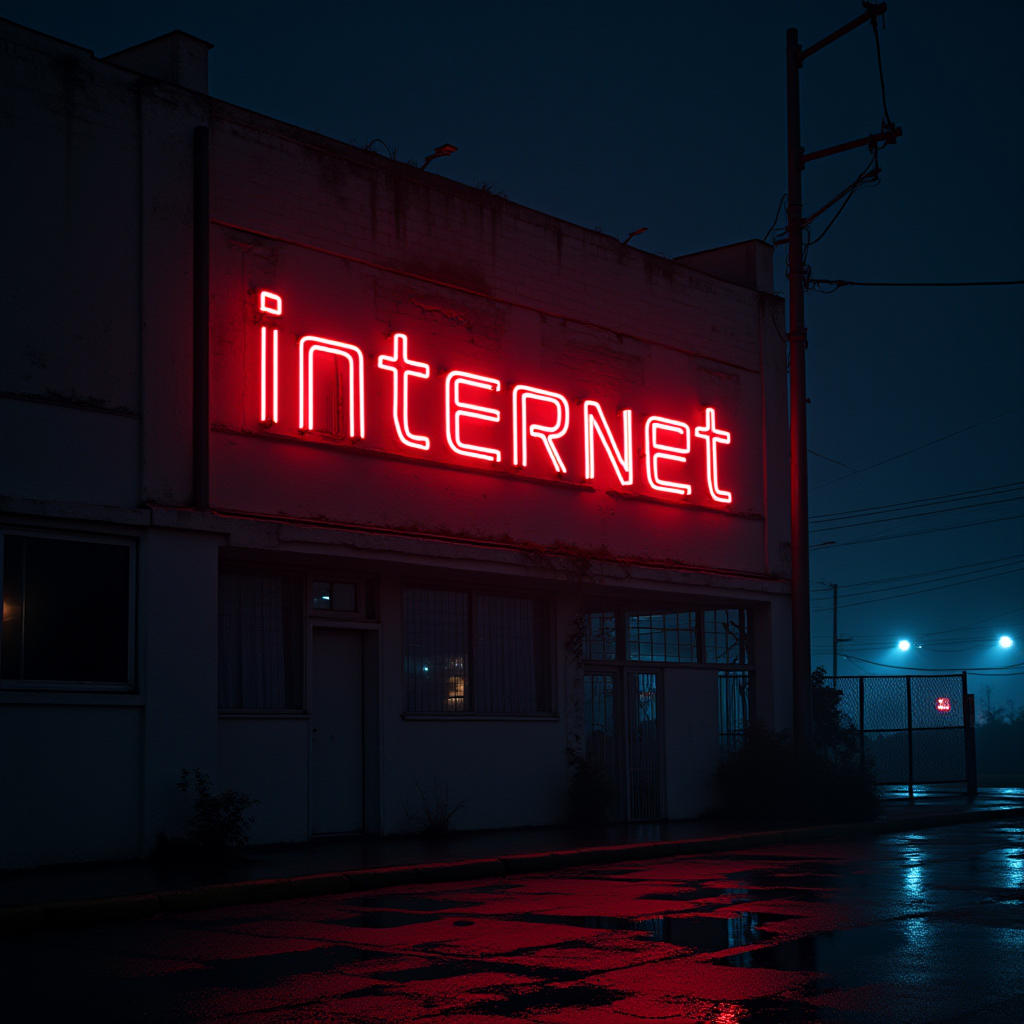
[704,609,750,664]
[719,670,751,753]
[628,612,698,663]
[403,588,549,714]
[218,572,303,710]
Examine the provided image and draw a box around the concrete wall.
[0,17,792,869]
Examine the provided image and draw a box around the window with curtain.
[218,572,303,710]
[403,587,549,714]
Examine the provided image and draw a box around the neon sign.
[253,291,737,505]
[936,697,951,712]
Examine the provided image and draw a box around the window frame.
[401,580,555,720]
[580,602,754,671]
[0,530,137,693]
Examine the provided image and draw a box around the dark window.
[1,535,131,685]
[704,609,750,664]
[719,670,751,753]
[218,572,303,710]
[403,588,549,714]
[582,611,617,660]
[311,580,357,612]
[628,612,698,663]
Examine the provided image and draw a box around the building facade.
[0,20,792,869]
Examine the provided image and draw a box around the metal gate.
[826,674,977,797]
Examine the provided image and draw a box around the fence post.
[963,673,977,798]
[859,676,865,770]
[906,675,914,800]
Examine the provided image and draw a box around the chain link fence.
[825,674,977,797]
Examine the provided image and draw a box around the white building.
[0,19,792,869]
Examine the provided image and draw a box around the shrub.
[712,668,879,825]
[712,727,879,824]
[566,749,614,826]
[176,769,258,853]
[408,781,465,840]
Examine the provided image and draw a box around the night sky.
[5,1,1021,708]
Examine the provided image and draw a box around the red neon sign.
[584,401,633,487]
[936,697,951,712]
[298,336,366,438]
[446,371,503,463]
[512,385,570,474]
[377,333,431,451]
[645,416,692,496]
[694,407,733,503]
[251,290,740,506]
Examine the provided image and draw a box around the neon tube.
[445,371,502,462]
[644,416,691,495]
[377,333,431,450]
[583,400,633,486]
[512,385,570,473]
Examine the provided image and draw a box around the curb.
[2,806,1019,935]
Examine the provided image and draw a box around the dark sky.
[6,1,1022,708]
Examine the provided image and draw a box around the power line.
[810,565,1024,609]
[811,554,1024,597]
[811,511,1024,549]
[810,495,1024,533]
[810,481,1024,523]
[810,407,1024,491]
[810,278,1024,289]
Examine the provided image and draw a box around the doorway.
[582,670,662,820]
[309,628,364,834]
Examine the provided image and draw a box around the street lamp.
[897,639,911,652]
[998,635,1014,649]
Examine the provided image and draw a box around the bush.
[566,749,614,826]
[712,727,879,824]
[176,768,258,853]
[712,668,879,825]
[408,781,465,840]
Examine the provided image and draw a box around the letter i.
[259,291,282,423]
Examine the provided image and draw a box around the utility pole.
[785,2,901,746]
[832,583,839,680]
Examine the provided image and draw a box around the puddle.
[719,933,823,971]
[506,911,793,951]
[340,895,477,911]
[333,910,443,928]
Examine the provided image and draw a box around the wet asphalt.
[1,820,1020,1022]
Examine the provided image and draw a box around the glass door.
[626,672,661,820]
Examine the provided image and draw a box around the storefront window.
[628,611,698,663]
[403,588,549,714]
[218,572,303,710]
[1,535,131,686]
[704,609,750,664]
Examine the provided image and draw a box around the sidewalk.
[2,788,1019,928]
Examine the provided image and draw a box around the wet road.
[2,820,1020,1022]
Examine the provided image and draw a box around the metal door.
[309,628,364,834]
[582,670,662,821]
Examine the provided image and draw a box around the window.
[403,587,549,714]
[1,535,131,686]
[704,609,750,664]
[719,670,751,753]
[629,612,698,663]
[311,580,358,613]
[582,611,617,660]
[218,572,303,710]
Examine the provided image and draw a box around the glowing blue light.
[898,639,911,652]
[999,635,1013,649]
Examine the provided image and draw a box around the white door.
[310,628,364,834]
